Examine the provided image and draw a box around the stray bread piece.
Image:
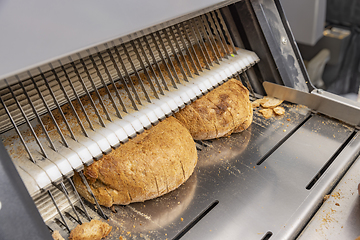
[251,99,263,108]
[273,106,285,115]
[175,79,252,140]
[69,219,111,240]
[73,117,197,207]
[52,231,65,240]
[261,96,283,108]
[259,109,273,119]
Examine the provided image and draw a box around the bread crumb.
[52,231,64,240]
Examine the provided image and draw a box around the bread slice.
[73,117,197,207]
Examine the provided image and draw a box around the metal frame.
[228,0,310,94]
[0,142,52,240]
[2,1,349,239]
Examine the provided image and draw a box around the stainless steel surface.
[42,101,358,239]
[251,0,309,91]
[182,113,355,240]
[298,143,360,240]
[0,0,241,86]
[264,81,360,127]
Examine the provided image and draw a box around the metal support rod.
[16,77,57,152]
[151,33,178,88]
[97,51,128,113]
[216,9,237,54]
[200,15,222,62]
[40,72,77,141]
[59,182,82,225]
[106,46,138,110]
[0,94,35,162]
[78,171,108,220]
[67,177,92,221]
[206,12,228,59]
[88,54,122,119]
[70,61,106,128]
[79,57,113,122]
[135,38,165,95]
[181,22,203,72]
[155,31,181,84]
[240,72,255,97]
[212,10,232,55]
[168,26,192,79]
[51,68,89,138]
[206,12,229,59]
[191,18,213,67]
[48,190,70,232]
[162,28,188,81]
[29,74,69,148]
[61,64,95,131]
[5,80,48,158]
[122,43,152,103]
[198,16,220,64]
[131,40,161,98]
[142,36,169,91]
[176,24,199,76]
[113,45,143,105]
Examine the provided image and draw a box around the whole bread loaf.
[175,78,252,140]
[73,117,197,207]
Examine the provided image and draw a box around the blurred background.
[281,0,360,101]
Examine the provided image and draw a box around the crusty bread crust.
[175,79,252,139]
[73,117,197,207]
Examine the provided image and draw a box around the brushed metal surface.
[297,131,360,240]
[0,0,239,85]
[44,102,358,239]
[264,81,360,127]
[181,114,354,240]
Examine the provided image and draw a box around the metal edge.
[0,0,240,89]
